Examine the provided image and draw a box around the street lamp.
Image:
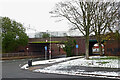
[45,46,47,60]
[76,44,79,56]
[49,31,52,59]
[46,30,52,59]
[26,47,29,56]
[26,47,32,67]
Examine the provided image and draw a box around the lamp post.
[45,46,47,60]
[27,47,32,67]
[44,39,48,60]
[49,31,52,59]
[47,30,52,59]
[76,44,78,56]
[26,47,29,56]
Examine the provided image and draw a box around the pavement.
[28,56,83,71]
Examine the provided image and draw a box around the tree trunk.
[85,35,89,59]
[98,41,102,56]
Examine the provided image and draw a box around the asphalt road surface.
[2,58,118,80]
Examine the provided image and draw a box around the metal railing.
[2,52,44,58]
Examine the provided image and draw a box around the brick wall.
[72,38,85,55]
[104,40,120,56]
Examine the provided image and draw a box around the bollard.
[28,60,32,67]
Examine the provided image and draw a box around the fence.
[2,52,44,58]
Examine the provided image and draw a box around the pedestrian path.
[28,56,83,70]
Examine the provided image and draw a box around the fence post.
[7,53,8,57]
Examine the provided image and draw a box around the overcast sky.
[0,0,119,35]
[0,0,70,34]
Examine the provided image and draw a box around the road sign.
[45,46,47,51]
[76,45,78,48]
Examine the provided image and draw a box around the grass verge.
[89,56,120,60]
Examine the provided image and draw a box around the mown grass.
[89,56,120,60]
[96,61,110,64]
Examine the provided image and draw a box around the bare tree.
[50,0,96,59]
[92,2,119,55]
